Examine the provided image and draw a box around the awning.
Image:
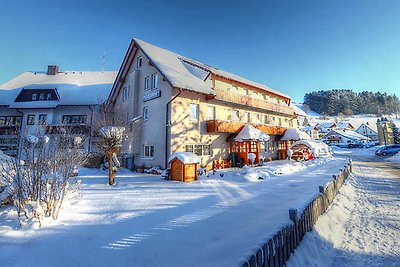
[233,124,270,142]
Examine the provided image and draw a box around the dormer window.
[15,89,59,102]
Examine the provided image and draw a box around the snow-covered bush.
[0,150,17,205]
[4,127,87,226]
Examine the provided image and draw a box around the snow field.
[0,158,347,267]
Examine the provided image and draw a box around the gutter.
[165,88,182,169]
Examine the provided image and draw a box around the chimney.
[47,65,59,75]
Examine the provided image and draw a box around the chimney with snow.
[47,65,59,75]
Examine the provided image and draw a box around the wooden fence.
[241,159,353,267]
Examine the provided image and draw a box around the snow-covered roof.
[303,125,319,132]
[326,129,368,141]
[134,38,290,99]
[356,123,378,134]
[234,124,270,142]
[0,71,117,108]
[290,140,332,157]
[281,128,311,141]
[336,122,354,129]
[290,104,308,117]
[168,152,200,164]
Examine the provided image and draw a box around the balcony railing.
[207,87,294,116]
[206,120,287,135]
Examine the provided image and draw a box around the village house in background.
[355,122,378,142]
[0,65,117,156]
[107,38,298,170]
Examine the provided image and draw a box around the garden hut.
[277,128,311,160]
[168,152,199,182]
[230,124,270,165]
[289,140,332,161]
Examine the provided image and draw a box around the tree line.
[304,89,400,116]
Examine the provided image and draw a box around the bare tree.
[93,104,127,186]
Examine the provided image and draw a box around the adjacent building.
[355,123,378,142]
[0,66,117,156]
[321,129,368,145]
[107,38,297,170]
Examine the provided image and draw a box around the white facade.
[0,67,117,156]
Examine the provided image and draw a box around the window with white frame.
[207,106,215,120]
[144,76,150,90]
[143,145,154,158]
[244,112,250,123]
[278,118,282,126]
[185,144,211,156]
[189,104,199,121]
[143,106,148,121]
[122,86,129,101]
[137,56,143,68]
[232,110,240,121]
[27,114,35,125]
[262,115,268,124]
[152,74,158,89]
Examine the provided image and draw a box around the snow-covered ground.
[286,155,400,267]
[0,157,346,267]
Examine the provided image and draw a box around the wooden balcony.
[206,120,287,135]
[207,88,294,116]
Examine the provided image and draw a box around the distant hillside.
[304,89,400,116]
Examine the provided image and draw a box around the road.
[287,153,400,267]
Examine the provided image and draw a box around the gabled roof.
[108,38,291,108]
[324,129,368,141]
[0,71,117,108]
[336,122,355,129]
[356,123,378,135]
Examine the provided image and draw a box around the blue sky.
[1,0,399,102]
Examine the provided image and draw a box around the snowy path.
[287,156,400,267]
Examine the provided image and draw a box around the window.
[244,112,250,123]
[38,114,47,125]
[47,93,52,100]
[137,56,143,68]
[152,74,158,89]
[27,115,35,125]
[185,144,211,156]
[32,94,37,101]
[144,76,150,90]
[262,115,268,124]
[62,115,87,124]
[207,106,215,120]
[143,145,154,158]
[122,86,129,101]
[39,93,45,100]
[0,116,21,126]
[278,118,282,127]
[189,104,199,121]
[143,107,148,121]
[232,110,240,122]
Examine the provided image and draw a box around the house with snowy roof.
[321,129,368,145]
[0,65,117,156]
[356,123,378,142]
[106,38,297,170]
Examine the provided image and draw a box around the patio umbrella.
[280,127,311,141]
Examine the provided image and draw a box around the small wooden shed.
[168,152,200,182]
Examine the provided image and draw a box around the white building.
[356,123,378,142]
[322,129,368,145]
[0,65,117,156]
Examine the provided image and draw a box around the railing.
[206,120,287,135]
[241,159,352,267]
[207,87,294,116]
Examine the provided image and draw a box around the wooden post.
[268,239,274,267]
[273,234,279,267]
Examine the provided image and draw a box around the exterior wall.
[0,105,97,156]
[170,86,295,168]
[113,49,172,169]
[376,122,394,145]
